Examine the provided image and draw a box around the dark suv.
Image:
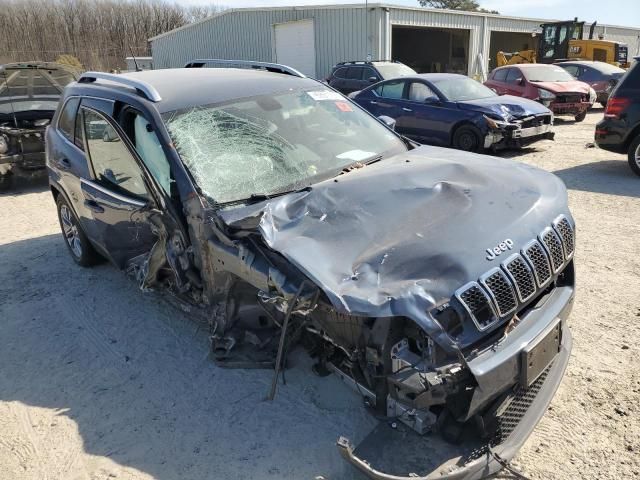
[595,56,640,176]
[326,60,416,94]
[48,64,574,480]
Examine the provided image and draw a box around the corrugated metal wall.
[150,5,640,78]
[151,6,384,79]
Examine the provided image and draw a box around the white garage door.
[274,19,316,78]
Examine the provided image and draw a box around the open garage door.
[274,19,316,78]
[488,31,538,71]
[392,26,470,74]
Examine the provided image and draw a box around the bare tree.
[0,0,226,71]
[417,0,499,14]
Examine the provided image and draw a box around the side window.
[362,67,378,81]
[374,80,405,100]
[505,68,522,84]
[407,82,435,102]
[346,67,363,80]
[57,97,80,141]
[82,108,150,200]
[120,109,172,196]
[333,67,348,79]
[562,65,579,77]
[493,69,508,82]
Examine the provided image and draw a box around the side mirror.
[424,95,440,104]
[368,76,378,83]
[377,115,396,131]
[517,77,525,85]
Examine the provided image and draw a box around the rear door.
[78,101,158,268]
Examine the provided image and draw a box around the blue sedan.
[350,73,555,153]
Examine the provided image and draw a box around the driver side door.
[79,102,158,268]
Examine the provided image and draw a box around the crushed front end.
[484,112,555,150]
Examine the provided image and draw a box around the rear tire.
[574,110,587,122]
[627,135,640,177]
[452,125,484,153]
[55,195,100,267]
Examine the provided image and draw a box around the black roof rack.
[78,72,162,102]
[184,59,305,78]
[335,60,400,66]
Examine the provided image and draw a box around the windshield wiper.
[340,154,384,174]
[217,186,312,207]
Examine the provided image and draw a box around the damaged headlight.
[483,114,510,130]
[537,88,555,107]
[0,135,8,154]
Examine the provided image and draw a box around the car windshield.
[374,63,416,79]
[0,67,76,112]
[430,77,496,101]
[523,66,575,82]
[163,88,406,204]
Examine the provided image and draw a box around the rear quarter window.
[57,97,80,141]
[493,69,508,82]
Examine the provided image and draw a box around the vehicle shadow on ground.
[0,233,379,480]
[0,172,49,196]
[553,159,639,198]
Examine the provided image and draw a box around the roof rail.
[335,59,399,66]
[77,71,162,102]
[184,59,306,78]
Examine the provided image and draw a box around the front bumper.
[485,123,554,150]
[550,101,590,116]
[338,286,574,479]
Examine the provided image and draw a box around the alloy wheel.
[60,204,82,258]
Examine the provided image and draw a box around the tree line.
[0,0,224,71]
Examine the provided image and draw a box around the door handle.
[402,107,413,112]
[370,100,378,105]
[84,199,105,213]
[58,158,71,171]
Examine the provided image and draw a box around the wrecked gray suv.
[47,64,574,479]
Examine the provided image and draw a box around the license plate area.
[521,320,561,387]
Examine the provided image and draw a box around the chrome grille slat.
[504,254,536,302]
[455,282,498,331]
[540,228,565,273]
[523,240,552,288]
[553,216,575,259]
[480,268,517,317]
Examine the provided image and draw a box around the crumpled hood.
[457,95,550,120]
[229,146,570,351]
[530,80,590,94]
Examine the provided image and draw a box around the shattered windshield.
[163,88,406,204]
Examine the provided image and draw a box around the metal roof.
[149,3,640,42]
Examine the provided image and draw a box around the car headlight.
[537,88,556,100]
[588,87,597,104]
[483,114,509,130]
[0,135,8,154]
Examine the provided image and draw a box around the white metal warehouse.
[149,3,640,79]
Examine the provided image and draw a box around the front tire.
[56,195,100,267]
[575,110,587,122]
[452,125,483,153]
[628,135,640,177]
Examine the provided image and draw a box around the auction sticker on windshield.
[307,90,344,101]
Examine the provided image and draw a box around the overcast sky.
[176,0,639,28]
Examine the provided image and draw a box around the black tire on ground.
[0,173,12,192]
[452,124,484,153]
[627,135,640,177]
[575,110,587,122]
[55,195,101,267]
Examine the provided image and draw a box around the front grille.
[541,228,564,273]
[505,255,536,302]
[556,93,583,104]
[520,114,552,128]
[553,216,575,258]
[454,217,574,332]
[481,269,517,317]
[458,283,497,330]
[523,241,552,287]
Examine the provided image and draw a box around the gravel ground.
[0,108,638,480]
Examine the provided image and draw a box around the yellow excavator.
[497,19,630,68]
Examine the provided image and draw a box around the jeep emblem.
[486,239,514,261]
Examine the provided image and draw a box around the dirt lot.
[0,108,639,480]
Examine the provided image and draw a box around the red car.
[485,64,596,122]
